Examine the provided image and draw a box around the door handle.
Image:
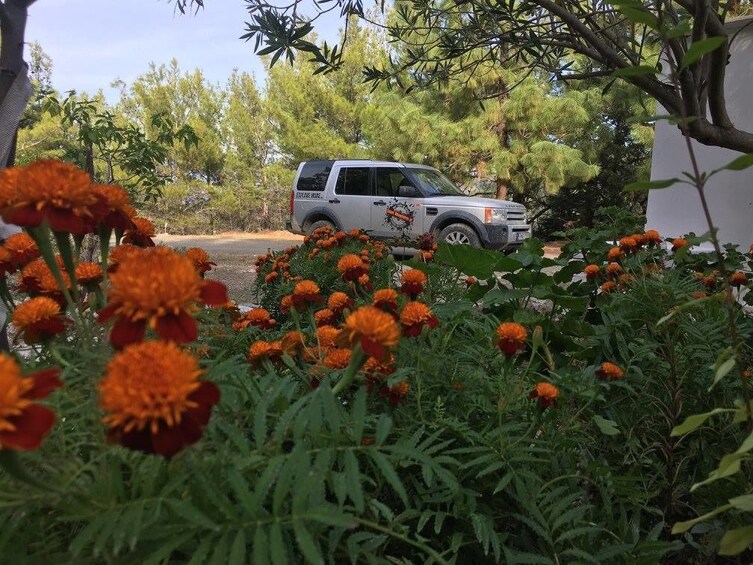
[373,200,386,206]
[328,198,340,204]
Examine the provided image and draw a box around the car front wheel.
[438,223,481,247]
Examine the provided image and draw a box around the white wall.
[645,17,753,250]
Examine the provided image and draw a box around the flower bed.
[1,161,752,562]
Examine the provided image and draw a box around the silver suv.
[286,160,531,250]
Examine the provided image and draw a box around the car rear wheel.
[438,223,481,247]
[307,219,335,235]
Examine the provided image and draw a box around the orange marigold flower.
[400,269,427,299]
[18,258,48,293]
[5,160,102,234]
[0,166,19,208]
[264,271,279,284]
[92,184,135,231]
[291,279,323,310]
[108,243,144,272]
[596,361,624,381]
[98,247,228,348]
[122,217,156,247]
[607,247,624,262]
[529,382,559,408]
[703,274,717,290]
[315,308,337,327]
[496,322,527,357]
[583,264,601,281]
[645,229,662,246]
[98,341,219,457]
[323,348,352,370]
[308,248,320,259]
[3,232,40,267]
[75,261,103,286]
[671,238,688,252]
[185,247,216,276]
[315,325,341,350]
[600,281,617,294]
[357,273,372,291]
[618,236,638,253]
[691,291,707,300]
[281,330,307,356]
[280,294,293,312]
[380,380,409,405]
[0,354,62,451]
[400,301,439,337]
[373,288,399,314]
[742,369,752,379]
[248,340,283,366]
[452,381,464,392]
[337,254,369,282]
[11,296,69,343]
[465,276,477,287]
[730,271,748,287]
[605,262,623,279]
[339,306,401,360]
[232,307,276,331]
[631,233,648,247]
[349,228,360,237]
[328,291,353,314]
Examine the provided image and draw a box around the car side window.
[375,168,413,197]
[335,167,371,196]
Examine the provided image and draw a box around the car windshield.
[407,168,464,196]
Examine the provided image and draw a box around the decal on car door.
[383,199,416,237]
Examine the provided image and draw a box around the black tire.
[306,219,336,235]
[438,223,481,247]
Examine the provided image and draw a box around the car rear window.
[335,167,371,196]
[296,161,333,192]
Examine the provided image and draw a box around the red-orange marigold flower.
[631,233,647,248]
[618,236,638,253]
[0,246,12,277]
[291,280,323,309]
[607,247,624,262]
[600,281,617,294]
[328,291,353,314]
[323,348,352,370]
[465,276,477,287]
[645,229,662,246]
[185,247,216,276]
[5,160,103,234]
[596,361,624,381]
[281,330,307,356]
[98,247,228,348]
[339,306,401,360]
[280,294,293,312]
[400,301,439,337]
[92,184,135,231]
[315,325,341,350]
[248,340,283,365]
[671,238,688,252]
[75,262,103,286]
[11,296,69,343]
[400,269,427,299]
[337,254,369,282]
[314,308,337,327]
[264,271,279,284]
[584,264,601,281]
[529,382,559,408]
[233,307,276,331]
[373,288,399,314]
[496,322,527,357]
[108,243,144,272]
[98,341,219,457]
[605,262,623,279]
[0,167,19,208]
[122,217,156,247]
[0,353,62,451]
[4,232,40,267]
[730,271,748,287]
[691,291,707,300]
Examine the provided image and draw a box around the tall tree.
[184,0,753,153]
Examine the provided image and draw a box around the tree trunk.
[494,80,510,201]
[495,178,508,200]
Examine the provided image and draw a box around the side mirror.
[398,185,419,198]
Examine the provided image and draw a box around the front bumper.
[482,224,532,250]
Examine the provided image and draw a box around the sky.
[26,0,341,103]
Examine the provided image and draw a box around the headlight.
[484,208,507,224]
